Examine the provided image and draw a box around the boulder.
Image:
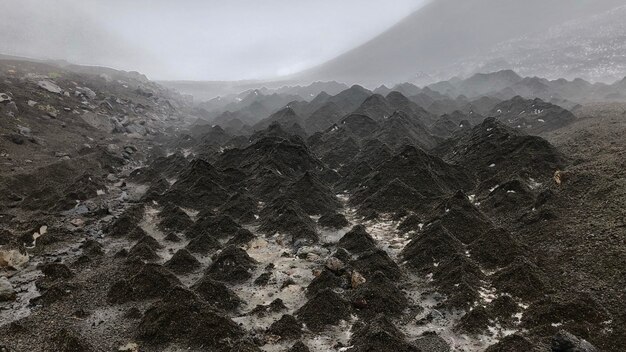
[38,80,63,94]
[552,330,598,352]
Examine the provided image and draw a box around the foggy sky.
[0,0,426,81]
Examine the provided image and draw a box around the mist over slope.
[0,0,164,76]
[455,5,626,83]
[296,0,626,86]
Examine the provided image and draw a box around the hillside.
[295,0,626,86]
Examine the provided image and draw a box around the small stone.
[353,298,368,309]
[18,126,31,136]
[118,342,140,352]
[325,257,345,272]
[76,87,97,100]
[37,104,58,118]
[306,253,320,262]
[0,93,12,103]
[351,271,367,289]
[70,219,84,228]
[0,277,16,302]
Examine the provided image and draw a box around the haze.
[0,0,427,81]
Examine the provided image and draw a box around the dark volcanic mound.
[490,96,576,133]
[186,232,222,254]
[206,246,257,283]
[350,145,473,213]
[218,192,259,223]
[164,249,201,274]
[258,199,316,239]
[281,172,341,215]
[266,314,303,340]
[158,204,193,233]
[438,117,564,184]
[296,288,352,332]
[191,277,243,312]
[108,264,181,303]
[349,271,408,319]
[306,269,346,298]
[137,286,245,349]
[186,213,241,239]
[351,249,402,281]
[337,225,377,254]
[162,158,230,209]
[349,315,419,352]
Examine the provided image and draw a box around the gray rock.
[18,126,32,136]
[99,100,113,110]
[125,123,147,136]
[121,117,131,127]
[552,330,598,352]
[0,277,16,302]
[37,80,63,94]
[76,87,96,99]
[0,93,12,103]
[110,117,126,133]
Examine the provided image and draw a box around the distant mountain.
[295,0,626,86]
[454,5,626,82]
[426,70,626,103]
[161,80,348,104]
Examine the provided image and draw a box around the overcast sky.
[0,0,427,81]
